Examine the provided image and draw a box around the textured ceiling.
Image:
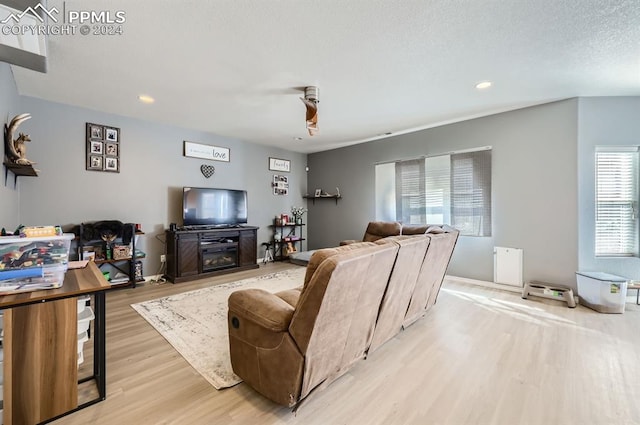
[9,0,640,153]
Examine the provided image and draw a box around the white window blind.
[395,159,426,225]
[595,149,639,257]
[375,148,492,236]
[450,150,492,237]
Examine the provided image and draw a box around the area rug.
[131,267,305,389]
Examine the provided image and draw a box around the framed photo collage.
[86,122,120,173]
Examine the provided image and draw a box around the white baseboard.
[445,274,523,294]
[444,275,640,306]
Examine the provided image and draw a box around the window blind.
[595,150,639,256]
[376,147,492,236]
[451,150,492,236]
[395,159,426,225]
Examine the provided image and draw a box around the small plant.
[291,206,308,220]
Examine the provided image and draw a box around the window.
[595,148,639,257]
[375,148,492,236]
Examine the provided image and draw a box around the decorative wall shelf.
[303,194,342,205]
[3,162,38,188]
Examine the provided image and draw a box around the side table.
[0,262,109,424]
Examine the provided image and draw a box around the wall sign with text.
[269,157,290,172]
[184,141,230,162]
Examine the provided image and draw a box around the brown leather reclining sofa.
[227,222,459,407]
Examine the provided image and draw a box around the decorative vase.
[296,218,302,225]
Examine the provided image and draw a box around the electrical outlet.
[160,254,166,263]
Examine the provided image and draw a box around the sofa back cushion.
[302,242,377,287]
[369,235,430,352]
[362,221,402,242]
[404,228,459,327]
[289,242,398,399]
[402,224,447,235]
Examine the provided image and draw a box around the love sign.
[184,141,230,162]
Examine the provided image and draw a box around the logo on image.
[0,2,126,36]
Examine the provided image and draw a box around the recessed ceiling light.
[138,94,155,104]
[475,81,492,90]
[294,137,303,141]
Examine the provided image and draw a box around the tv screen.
[183,187,248,227]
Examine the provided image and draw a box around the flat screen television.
[182,187,248,227]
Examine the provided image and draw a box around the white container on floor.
[576,271,628,313]
[77,331,88,353]
[77,295,89,314]
[77,331,88,366]
[78,306,94,334]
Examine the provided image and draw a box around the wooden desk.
[1,262,109,425]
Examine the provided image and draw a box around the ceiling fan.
[300,86,319,136]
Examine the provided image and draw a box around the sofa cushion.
[401,224,447,235]
[362,221,402,242]
[275,287,303,307]
[289,243,399,399]
[303,242,376,287]
[404,229,459,327]
[369,236,430,352]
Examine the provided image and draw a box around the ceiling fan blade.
[306,117,318,136]
[300,97,319,136]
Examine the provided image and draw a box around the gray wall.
[13,96,307,275]
[0,63,21,230]
[308,100,579,286]
[578,96,640,279]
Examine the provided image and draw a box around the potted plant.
[291,206,307,225]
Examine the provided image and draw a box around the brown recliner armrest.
[228,288,295,332]
[228,288,305,406]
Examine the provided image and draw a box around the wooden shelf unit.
[271,220,305,261]
[76,223,143,288]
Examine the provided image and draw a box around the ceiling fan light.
[304,86,319,103]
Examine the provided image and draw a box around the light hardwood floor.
[55,263,640,425]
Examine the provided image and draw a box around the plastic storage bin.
[77,295,90,313]
[576,271,628,313]
[78,306,95,334]
[0,233,74,292]
[77,331,88,366]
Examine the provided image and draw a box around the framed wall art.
[86,123,120,173]
[273,174,289,195]
[104,157,119,171]
[88,155,103,170]
[184,140,230,162]
[269,157,290,172]
[89,124,102,139]
[90,140,103,155]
